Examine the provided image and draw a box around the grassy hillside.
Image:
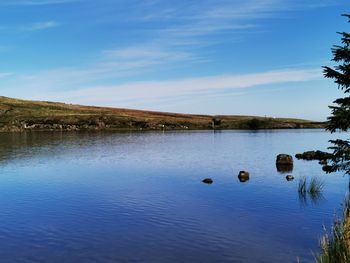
[0,96,324,132]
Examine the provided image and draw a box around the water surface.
[0,130,348,262]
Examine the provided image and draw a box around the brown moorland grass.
[0,96,325,132]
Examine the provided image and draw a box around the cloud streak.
[2,0,79,5]
[9,45,200,94]
[85,0,336,76]
[22,21,60,31]
[131,0,335,45]
[0,73,13,78]
[0,0,336,116]
[39,68,322,105]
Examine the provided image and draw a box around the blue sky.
[0,0,349,120]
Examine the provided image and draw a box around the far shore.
[0,96,325,132]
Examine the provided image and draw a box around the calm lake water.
[0,130,348,263]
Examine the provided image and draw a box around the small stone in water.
[286,175,294,181]
[202,178,213,184]
[238,171,250,183]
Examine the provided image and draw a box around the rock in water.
[238,177,250,183]
[286,175,294,181]
[276,154,294,173]
[277,164,294,173]
[319,159,327,165]
[202,178,213,184]
[295,150,333,161]
[276,154,294,165]
[238,171,250,182]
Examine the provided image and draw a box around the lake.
[0,130,348,263]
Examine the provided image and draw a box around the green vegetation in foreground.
[317,197,350,263]
[0,96,324,132]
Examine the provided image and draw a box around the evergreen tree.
[324,14,350,174]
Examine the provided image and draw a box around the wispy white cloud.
[103,45,195,64]
[6,45,200,95]
[131,0,335,44]
[0,21,60,33]
[22,21,60,31]
[161,24,255,39]
[100,0,337,69]
[0,72,13,78]
[0,0,336,111]
[35,68,322,105]
[2,0,79,5]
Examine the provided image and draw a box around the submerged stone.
[238,177,249,183]
[276,154,294,165]
[295,150,333,161]
[276,154,294,173]
[202,178,213,184]
[238,171,250,182]
[286,175,294,181]
[319,159,328,165]
[276,164,294,173]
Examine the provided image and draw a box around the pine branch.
[324,67,350,92]
[332,46,350,62]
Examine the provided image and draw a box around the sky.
[0,0,349,121]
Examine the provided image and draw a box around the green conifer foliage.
[324,14,350,174]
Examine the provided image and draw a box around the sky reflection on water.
[0,130,348,262]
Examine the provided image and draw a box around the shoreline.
[0,96,325,132]
[0,125,326,133]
